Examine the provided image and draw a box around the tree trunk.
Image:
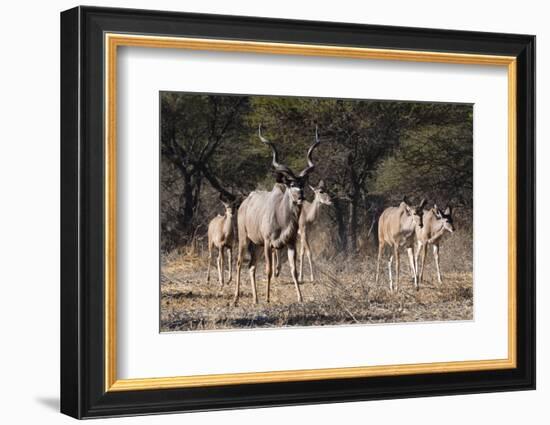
[332,198,347,252]
[348,195,358,253]
[176,171,195,243]
[192,175,203,217]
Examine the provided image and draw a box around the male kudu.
[233,125,320,304]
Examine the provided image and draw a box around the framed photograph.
[60,6,535,419]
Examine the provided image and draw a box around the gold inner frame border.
[104,33,517,392]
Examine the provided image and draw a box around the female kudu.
[415,204,455,285]
[272,179,332,283]
[375,197,427,291]
[206,195,236,288]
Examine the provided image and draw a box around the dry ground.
[160,239,473,332]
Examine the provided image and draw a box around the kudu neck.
[305,196,321,223]
[283,188,302,216]
[400,212,417,233]
[223,210,234,233]
[433,217,443,232]
[271,185,301,249]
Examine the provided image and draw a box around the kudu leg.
[206,245,212,283]
[387,252,394,292]
[287,244,303,302]
[418,243,427,285]
[303,236,314,282]
[226,247,232,284]
[248,244,258,304]
[271,250,276,279]
[407,247,418,290]
[394,247,400,292]
[217,248,224,288]
[375,242,383,285]
[298,239,305,283]
[271,249,280,279]
[307,248,314,283]
[233,244,246,305]
[414,241,420,275]
[433,244,442,284]
[264,245,272,303]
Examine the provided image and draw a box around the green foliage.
[160,92,473,253]
[372,116,473,207]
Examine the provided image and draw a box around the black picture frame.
[61,5,535,419]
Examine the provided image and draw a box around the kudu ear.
[281,174,295,186]
[272,170,285,183]
[219,191,236,206]
[233,195,244,208]
[419,198,427,209]
[444,205,453,216]
[318,179,326,189]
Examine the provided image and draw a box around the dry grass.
[160,231,473,332]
